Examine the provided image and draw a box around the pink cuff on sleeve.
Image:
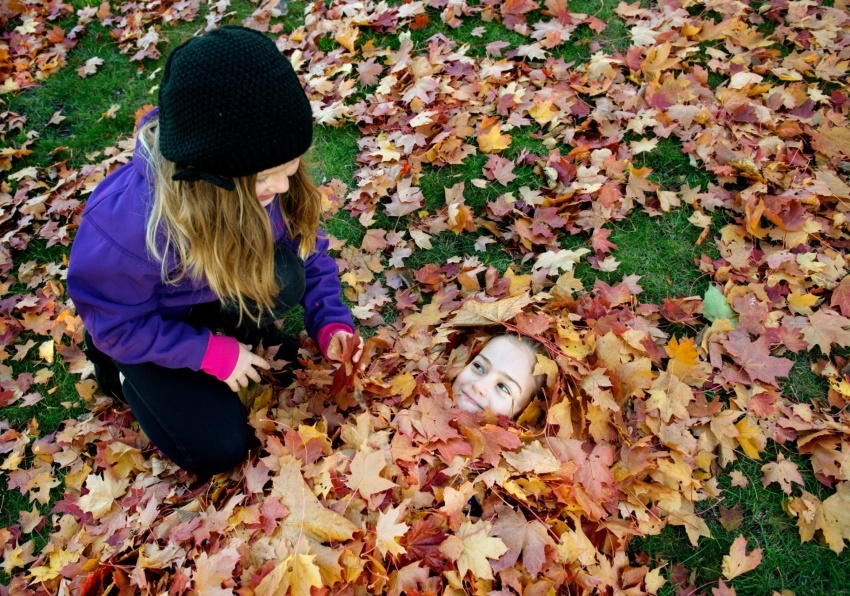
[317,323,354,359]
[200,334,240,381]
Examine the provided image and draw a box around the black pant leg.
[83,330,125,402]
[114,360,251,477]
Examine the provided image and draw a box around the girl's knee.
[181,424,252,476]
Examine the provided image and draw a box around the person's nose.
[471,379,488,396]
[265,173,290,194]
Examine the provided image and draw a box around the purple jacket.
[67,108,353,380]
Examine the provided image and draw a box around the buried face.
[451,336,539,418]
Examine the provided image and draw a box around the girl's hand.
[223,342,270,392]
[328,331,364,365]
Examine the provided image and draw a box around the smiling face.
[451,336,539,418]
[254,157,301,206]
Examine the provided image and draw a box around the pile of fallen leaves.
[2,0,850,593]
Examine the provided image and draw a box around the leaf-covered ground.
[2,0,850,594]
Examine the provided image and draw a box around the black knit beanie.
[158,26,313,191]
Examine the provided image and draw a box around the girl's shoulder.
[78,160,153,264]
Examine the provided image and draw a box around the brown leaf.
[761,453,804,495]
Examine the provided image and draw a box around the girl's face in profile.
[255,157,300,206]
[452,336,537,418]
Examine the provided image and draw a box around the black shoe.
[83,330,126,403]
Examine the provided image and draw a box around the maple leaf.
[722,329,793,386]
[27,548,80,583]
[665,335,698,380]
[502,0,539,16]
[721,535,763,580]
[830,276,850,317]
[533,248,590,274]
[450,292,532,326]
[647,372,694,423]
[641,43,680,80]
[403,301,449,331]
[255,554,322,596]
[358,58,383,86]
[387,561,429,596]
[400,517,448,571]
[730,470,750,488]
[376,503,409,557]
[192,543,241,596]
[462,424,521,466]
[556,515,598,566]
[703,285,736,322]
[787,483,850,554]
[335,24,360,53]
[761,453,804,495]
[417,396,462,443]
[483,153,517,186]
[502,440,561,474]
[346,448,397,500]
[77,473,129,520]
[491,507,555,576]
[439,520,508,581]
[719,505,744,531]
[801,309,850,355]
[272,458,358,544]
[77,56,103,78]
[645,567,667,594]
[477,117,511,153]
[735,416,766,460]
[328,331,360,396]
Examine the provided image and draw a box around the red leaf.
[401,517,449,572]
[721,328,793,386]
[832,276,850,317]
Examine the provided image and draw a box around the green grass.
[634,137,715,191]
[571,208,716,303]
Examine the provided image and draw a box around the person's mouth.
[459,392,484,412]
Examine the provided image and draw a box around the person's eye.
[472,361,484,372]
[497,383,511,395]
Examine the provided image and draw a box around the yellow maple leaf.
[390,372,416,398]
[334,24,360,53]
[641,42,680,80]
[28,548,80,582]
[665,335,698,380]
[735,416,765,459]
[255,554,323,596]
[477,120,511,153]
[272,458,359,544]
[403,301,448,331]
[346,448,397,499]
[787,290,819,315]
[449,292,532,327]
[528,99,558,126]
[376,504,409,557]
[77,473,129,520]
[721,535,763,579]
[557,514,598,566]
[439,520,508,580]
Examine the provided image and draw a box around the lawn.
[2,0,850,593]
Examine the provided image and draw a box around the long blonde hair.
[139,117,322,323]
